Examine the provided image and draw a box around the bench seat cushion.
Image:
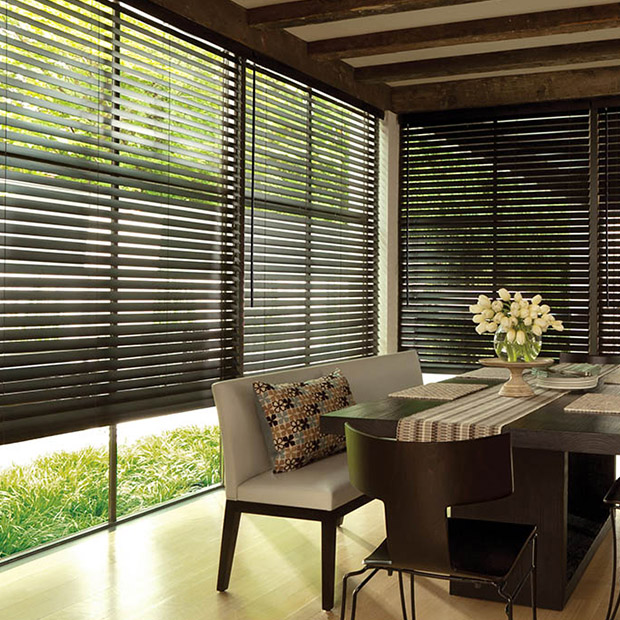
[236,452,362,511]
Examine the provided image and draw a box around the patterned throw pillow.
[253,369,354,473]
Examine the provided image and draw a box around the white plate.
[536,376,599,390]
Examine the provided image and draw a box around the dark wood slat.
[356,39,620,84]
[392,66,620,113]
[247,0,487,29]
[309,3,620,60]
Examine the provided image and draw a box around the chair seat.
[604,477,620,506]
[363,518,536,581]
[236,452,362,511]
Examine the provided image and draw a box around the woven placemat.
[564,393,620,415]
[389,382,486,401]
[462,367,511,380]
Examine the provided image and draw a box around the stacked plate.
[536,374,600,391]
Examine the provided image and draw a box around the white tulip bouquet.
[469,288,564,362]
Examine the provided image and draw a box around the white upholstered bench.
[213,350,422,610]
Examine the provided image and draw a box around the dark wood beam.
[391,66,620,113]
[356,39,620,83]
[146,0,390,112]
[248,0,488,30]
[309,3,620,60]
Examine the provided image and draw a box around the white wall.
[378,111,400,355]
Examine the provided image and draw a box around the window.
[400,107,593,371]
[597,106,620,355]
[1,0,240,444]
[243,65,378,374]
[0,0,379,559]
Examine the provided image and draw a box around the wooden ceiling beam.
[248,0,488,30]
[356,39,620,83]
[391,66,620,113]
[309,3,620,60]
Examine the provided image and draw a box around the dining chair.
[559,353,620,365]
[563,352,620,620]
[341,425,538,620]
[604,477,620,620]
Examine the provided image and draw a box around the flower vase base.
[478,358,554,398]
[500,366,534,398]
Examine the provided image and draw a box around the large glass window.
[0,0,379,562]
[1,0,240,446]
[399,107,595,371]
[243,65,378,374]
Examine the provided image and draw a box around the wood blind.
[598,106,620,355]
[243,65,378,374]
[400,110,591,371]
[1,0,241,443]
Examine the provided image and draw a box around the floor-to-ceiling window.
[398,104,618,371]
[0,0,379,560]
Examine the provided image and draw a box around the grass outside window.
[0,425,221,558]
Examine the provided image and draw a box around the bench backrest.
[213,351,423,499]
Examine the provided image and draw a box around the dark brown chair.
[341,424,538,620]
[603,478,620,620]
[559,352,620,365]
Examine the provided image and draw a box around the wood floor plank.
[0,488,613,620]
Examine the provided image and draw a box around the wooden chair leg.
[321,515,338,610]
[216,501,241,592]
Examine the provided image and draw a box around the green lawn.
[0,425,221,558]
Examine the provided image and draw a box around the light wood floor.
[0,489,613,620]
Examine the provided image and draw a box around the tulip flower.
[469,288,565,358]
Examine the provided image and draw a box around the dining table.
[320,366,620,611]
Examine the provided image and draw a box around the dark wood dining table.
[320,375,620,611]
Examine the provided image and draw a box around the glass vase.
[493,325,542,363]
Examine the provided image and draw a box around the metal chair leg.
[607,508,619,620]
[350,569,379,620]
[397,572,408,620]
[531,534,538,620]
[341,566,370,620]
[410,573,416,620]
[506,601,514,620]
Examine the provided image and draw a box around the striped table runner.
[396,374,567,443]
